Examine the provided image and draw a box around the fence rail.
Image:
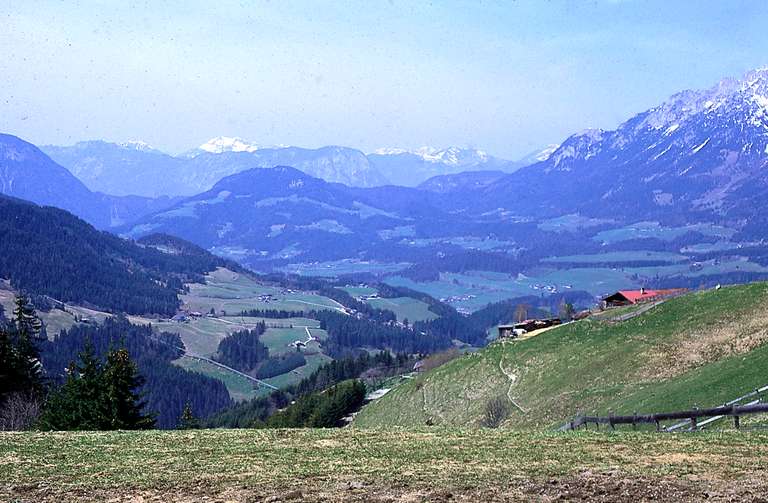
[561,402,768,432]
[665,385,768,432]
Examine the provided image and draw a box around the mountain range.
[0,134,178,229]
[450,67,768,232]
[4,67,768,274]
[112,67,768,272]
[42,138,547,197]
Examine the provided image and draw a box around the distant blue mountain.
[45,140,389,196]
[43,140,187,198]
[0,134,178,228]
[44,138,533,196]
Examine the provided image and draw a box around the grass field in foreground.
[1,429,767,502]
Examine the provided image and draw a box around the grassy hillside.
[2,429,767,502]
[355,282,768,429]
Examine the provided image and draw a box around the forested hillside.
[40,316,233,428]
[0,196,232,315]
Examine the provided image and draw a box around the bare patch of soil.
[5,473,768,503]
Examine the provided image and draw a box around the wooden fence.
[561,403,768,432]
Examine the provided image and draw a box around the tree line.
[0,198,235,315]
[206,350,414,428]
[214,324,307,378]
[1,298,233,430]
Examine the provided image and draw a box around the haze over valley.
[3,2,768,502]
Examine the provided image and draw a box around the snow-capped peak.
[117,140,157,152]
[515,144,562,166]
[641,67,768,131]
[198,136,261,154]
[373,147,410,156]
[373,146,491,166]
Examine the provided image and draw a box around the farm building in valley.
[499,318,562,338]
[601,288,687,308]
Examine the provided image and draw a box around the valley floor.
[2,429,768,502]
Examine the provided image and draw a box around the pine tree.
[0,296,44,399]
[38,343,108,430]
[102,348,155,430]
[177,400,200,429]
[0,324,16,397]
[13,296,42,337]
[39,344,154,430]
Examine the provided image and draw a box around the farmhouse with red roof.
[601,288,687,308]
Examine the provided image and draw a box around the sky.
[2,0,768,159]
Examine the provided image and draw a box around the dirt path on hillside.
[499,354,526,413]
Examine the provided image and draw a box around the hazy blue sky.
[2,0,768,158]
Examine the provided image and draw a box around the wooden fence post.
[691,406,698,431]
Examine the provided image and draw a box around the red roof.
[611,289,686,304]
[617,290,659,303]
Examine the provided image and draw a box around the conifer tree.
[0,296,44,399]
[0,325,15,397]
[102,348,154,430]
[13,296,42,338]
[10,296,44,395]
[177,400,200,429]
[39,344,154,430]
[38,343,107,430]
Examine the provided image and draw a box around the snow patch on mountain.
[372,146,490,166]
[642,67,768,133]
[198,136,261,154]
[117,140,158,152]
[549,129,604,170]
[532,144,560,162]
[691,138,710,154]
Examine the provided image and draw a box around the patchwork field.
[260,326,327,356]
[338,285,379,297]
[543,250,690,264]
[182,267,345,314]
[262,352,333,389]
[592,221,736,244]
[0,288,111,339]
[366,296,439,322]
[174,357,260,401]
[398,236,519,252]
[2,269,344,403]
[384,250,768,312]
[279,259,411,277]
[538,213,613,232]
[386,269,637,311]
[2,429,767,502]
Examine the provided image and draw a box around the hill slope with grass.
[355,282,768,429]
[4,429,768,502]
